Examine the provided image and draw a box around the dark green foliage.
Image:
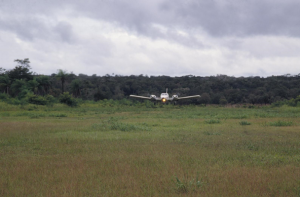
[49,113,67,117]
[239,121,251,125]
[36,75,51,95]
[11,79,29,99]
[45,95,56,106]
[0,75,11,94]
[219,96,228,105]
[6,98,28,105]
[27,94,48,105]
[8,59,33,81]
[271,96,300,107]
[70,79,82,97]
[56,69,69,93]
[59,92,78,107]
[27,79,39,94]
[0,93,9,100]
[3,58,300,107]
[205,119,220,124]
[203,131,221,135]
[26,94,55,105]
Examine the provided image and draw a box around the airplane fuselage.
[160,93,169,102]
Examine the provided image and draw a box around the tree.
[199,93,211,104]
[36,75,51,95]
[0,75,11,94]
[7,59,33,82]
[11,79,28,98]
[219,96,228,105]
[70,79,82,98]
[56,69,69,93]
[0,67,6,75]
[14,58,30,67]
[27,78,39,94]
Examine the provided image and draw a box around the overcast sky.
[1,0,300,77]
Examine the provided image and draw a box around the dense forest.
[1,58,300,106]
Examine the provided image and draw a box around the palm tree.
[56,69,69,93]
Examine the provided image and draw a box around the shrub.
[29,113,46,119]
[45,95,57,106]
[7,98,28,106]
[0,93,9,101]
[49,113,67,117]
[205,119,220,124]
[269,120,293,127]
[59,92,78,107]
[27,94,48,105]
[239,121,251,125]
[219,96,228,105]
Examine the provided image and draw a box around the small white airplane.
[130,88,201,103]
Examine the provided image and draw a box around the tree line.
[1,58,300,106]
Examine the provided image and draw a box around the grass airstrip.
[0,101,300,196]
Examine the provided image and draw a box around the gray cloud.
[65,0,300,38]
[2,0,300,39]
[0,0,300,77]
[54,21,74,43]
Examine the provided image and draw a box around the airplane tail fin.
[166,88,168,93]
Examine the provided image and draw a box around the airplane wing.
[177,95,201,100]
[130,95,151,100]
[130,95,161,101]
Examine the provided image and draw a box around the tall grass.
[0,102,299,196]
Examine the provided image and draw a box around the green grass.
[269,120,293,126]
[0,101,300,196]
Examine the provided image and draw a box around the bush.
[205,119,220,124]
[45,95,57,106]
[219,96,228,105]
[0,93,9,101]
[7,98,28,106]
[239,121,251,125]
[59,92,79,107]
[27,94,48,105]
[49,113,67,117]
[271,96,300,107]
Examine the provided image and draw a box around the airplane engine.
[172,95,179,100]
[150,95,156,100]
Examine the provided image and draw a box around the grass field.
[0,101,300,196]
